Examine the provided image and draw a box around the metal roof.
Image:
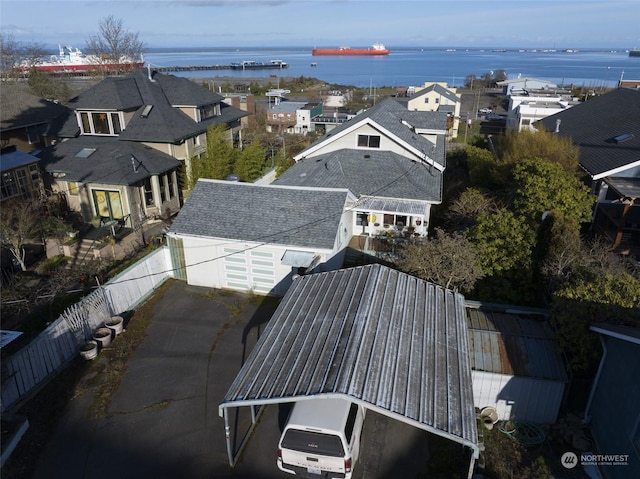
[219,263,479,456]
[354,196,431,215]
[466,304,567,382]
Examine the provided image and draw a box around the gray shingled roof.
[220,263,479,456]
[170,179,350,249]
[537,88,640,178]
[275,148,443,203]
[60,69,248,142]
[0,83,71,136]
[408,83,461,105]
[299,98,448,168]
[38,136,180,185]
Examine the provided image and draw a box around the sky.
[2,0,639,51]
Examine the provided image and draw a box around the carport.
[219,263,480,478]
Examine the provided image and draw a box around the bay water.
[143,47,640,89]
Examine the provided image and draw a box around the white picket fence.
[1,247,173,413]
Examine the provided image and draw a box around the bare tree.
[0,32,20,79]
[0,200,44,271]
[394,228,484,293]
[20,41,49,68]
[85,15,145,74]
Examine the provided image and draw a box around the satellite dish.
[480,406,499,430]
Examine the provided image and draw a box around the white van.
[277,397,366,479]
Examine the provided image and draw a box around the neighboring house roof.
[0,146,40,172]
[537,88,640,179]
[408,83,461,104]
[170,179,352,249]
[275,148,443,203]
[297,98,448,169]
[38,136,180,185]
[497,77,558,86]
[0,83,70,136]
[220,263,479,458]
[590,323,640,344]
[60,69,249,142]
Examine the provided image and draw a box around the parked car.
[277,398,366,479]
[478,107,493,114]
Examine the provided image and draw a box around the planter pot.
[93,327,112,348]
[105,316,124,336]
[79,340,99,360]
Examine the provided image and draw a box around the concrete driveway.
[30,280,435,479]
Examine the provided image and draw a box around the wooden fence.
[1,247,173,412]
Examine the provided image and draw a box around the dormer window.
[79,111,123,136]
[357,134,381,148]
[199,104,218,121]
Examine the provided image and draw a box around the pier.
[155,60,288,73]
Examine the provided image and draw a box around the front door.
[93,190,124,221]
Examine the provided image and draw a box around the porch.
[345,234,413,267]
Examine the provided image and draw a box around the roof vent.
[140,104,153,118]
[364,154,370,158]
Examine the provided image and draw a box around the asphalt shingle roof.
[301,98,448,168]
[275,148,443,203]
[60,69,248,142]
[38,136,180,185]
[537,88,640,178]
[0,84,71,137]
[170,179,350,249]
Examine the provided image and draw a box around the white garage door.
[222,247,276,293]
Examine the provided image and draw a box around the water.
[143,47,640,89]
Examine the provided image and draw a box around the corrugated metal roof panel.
[466,307,567,381]
[220,263,478,454]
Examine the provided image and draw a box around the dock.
[155,60,288,73]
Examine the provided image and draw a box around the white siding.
[472,371,565,424]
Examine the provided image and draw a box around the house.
[403,82,462,140]
[276,98,447,239]
[466,302,567,424]
[0,146,45,203]
[37,68,248,234]
[537,88,640,252]
[0,83,70,151]
[167,179,355,295]
[505,89,579,131]
[584,324,640,479]
[265,100,307,134]
[496,77,559,96]
[220,92,255,129]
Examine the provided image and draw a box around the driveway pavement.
[29,280,435,479]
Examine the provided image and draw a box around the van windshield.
[281,429,345,457]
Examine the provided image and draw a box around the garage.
[218,263,480,478]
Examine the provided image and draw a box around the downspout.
[223,407,233,467]
[583,335,607,424]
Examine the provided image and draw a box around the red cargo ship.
[312,42,389,56]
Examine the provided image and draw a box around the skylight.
[74,148,96,158]
[612,133,634,144]
[140,105,153,118]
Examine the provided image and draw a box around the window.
[110,113,122,134]
[357,134,381,148]
[1,172,18,199]
[160,175,167,203]
[167,172,175,200]
[424,97,429,103]
[68,181,80,196]
[144,178,154,206]
[435,97,439,104]
[93,113,110,134]
[78,111,123,136]
[344,404,359,443]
